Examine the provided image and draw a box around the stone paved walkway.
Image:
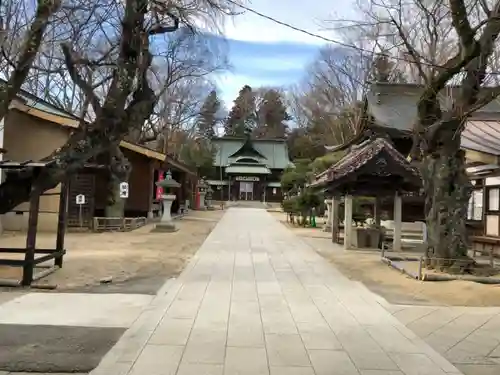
[390,305,500,375]
[91,208,463,375]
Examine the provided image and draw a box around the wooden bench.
[470,236,500,245]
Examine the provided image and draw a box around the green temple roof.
[213,137,291,169]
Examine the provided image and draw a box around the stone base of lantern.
[151,194,178,232]
[152,222,178,233]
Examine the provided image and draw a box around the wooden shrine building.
[311,136,421,250]
[316,82,500,255]
[209,136,292,203]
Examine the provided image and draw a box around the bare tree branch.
[0,0,61,119]
[60,42,101,114]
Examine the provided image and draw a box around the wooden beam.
[120,140,165,161]
[465,149,498,165]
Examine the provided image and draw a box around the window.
[467,189,483,220]
[489,188,500,211]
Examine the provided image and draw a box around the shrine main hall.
[207,136,292,203]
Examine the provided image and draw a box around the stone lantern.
[153,170,180,232]
[323,199,332,232]
[197,178,209,210]
[206,186,214,209]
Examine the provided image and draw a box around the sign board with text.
[235,176,259,182]
[119,182,129,198]
[76,194,85,205]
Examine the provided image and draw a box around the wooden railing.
[92,217,147,232]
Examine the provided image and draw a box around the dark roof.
[311,137,421,195]
[327,137,419,182]
[0,160,104,169]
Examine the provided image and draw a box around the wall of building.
[1,110,70,231]
[211,167,284,202]
[264,186,282,202]
[123,149,153,216]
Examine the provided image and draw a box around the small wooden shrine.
[311,136,421,250]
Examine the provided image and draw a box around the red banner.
[156,170,164,199]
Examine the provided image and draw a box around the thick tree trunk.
[0,0,165,215]
[421,124,472,272]
[105,181,126,217]
[105,145,131,218]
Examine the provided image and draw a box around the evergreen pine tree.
[197,90,220,139]
[255,89,291,138]
[224,85,256,136]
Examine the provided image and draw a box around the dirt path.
[0,210,224,294]
[272,212,500,307]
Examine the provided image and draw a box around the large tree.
[197,89,221,140]
[338,0,500,271]
[254,88,290,138]
[224,84,256,136]
[0,0,236,214]
[136,29,227,154]
[287,45,406,159]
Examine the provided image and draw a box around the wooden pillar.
[227,176,231,201]
[374,197,381,227]
[263,177,266,203]
[22,186,41,286]
[393,193,402,251]
[331,197,340,243]
[55,181,68,268]
[147,163,155,219]
[344,195,353,250]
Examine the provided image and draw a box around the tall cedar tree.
[255,89,290,138]
[197,90,220,139]
[224,85,256,136]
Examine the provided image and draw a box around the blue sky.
[215,38,323,105]
[210,0,354,106]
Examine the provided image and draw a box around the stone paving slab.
[388,304,500,375]
[90,208,464,375]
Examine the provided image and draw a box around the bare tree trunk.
[0,0,156,214]
[105,144,131,218]
[421,122,472,272]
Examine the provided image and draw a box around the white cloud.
[239,56,306,71]
[224,0,352,44]
[215,72,273,105]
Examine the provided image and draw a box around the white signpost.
[76,194,85,205]
[119,182,129,199]
[76,194,85,227]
